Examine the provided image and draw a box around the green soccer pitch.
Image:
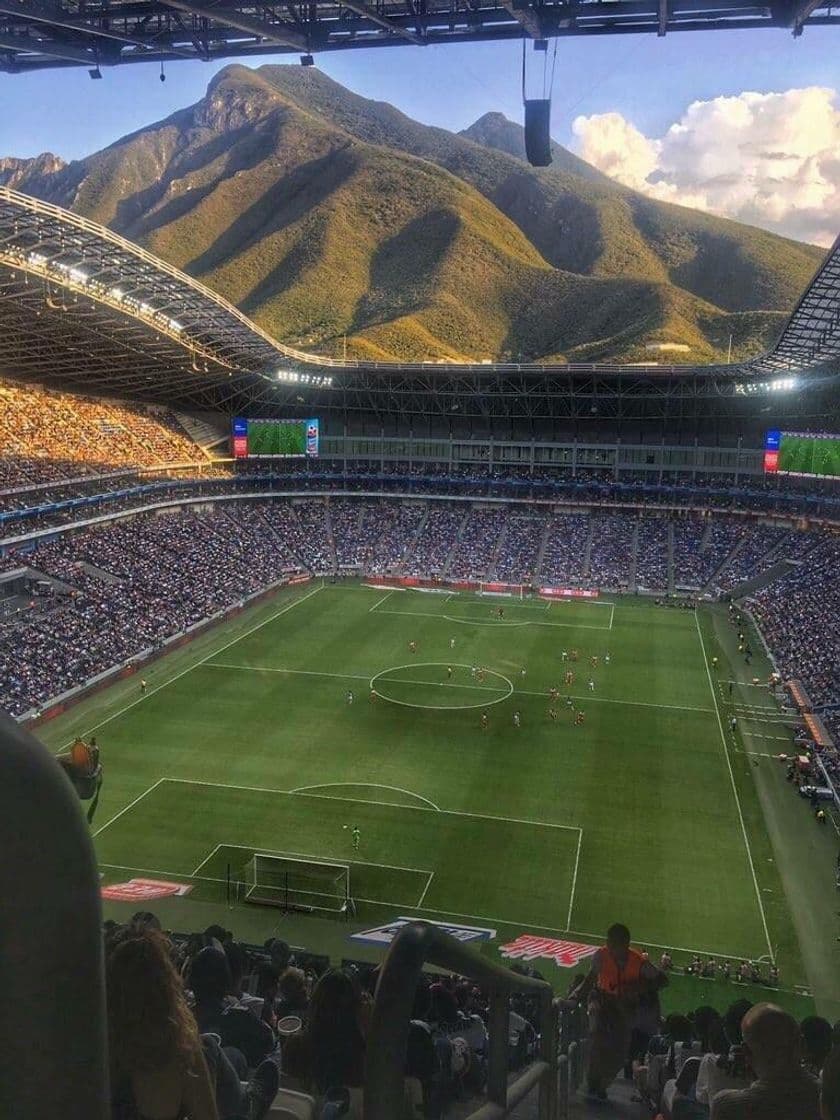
[39,581,825,992]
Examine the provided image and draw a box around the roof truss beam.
[788,0,825,33]
[0,29,95,64]
[157,1,308,51]
[502,0,544,37]
[339,0,425,44]
[0,0,197,60]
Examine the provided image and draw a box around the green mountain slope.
[1,64,823,364]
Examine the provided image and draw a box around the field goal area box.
[243,853,351,915]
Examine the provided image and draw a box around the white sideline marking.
[289,782,441,812]
[92,777,166,838]
[694,611,774,962]
[567,830,583,929]
[416,871,435,908]
[61,583,324,748]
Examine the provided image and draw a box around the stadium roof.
[0,185,838,421]
[0,0,837,73]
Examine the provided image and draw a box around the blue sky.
[1,28,838,161]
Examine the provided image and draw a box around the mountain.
[460,111,609,183]
[2,65,823,364]
[0,152,67,194]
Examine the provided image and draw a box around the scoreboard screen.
[232,418,319,459]
[764,430,840,479]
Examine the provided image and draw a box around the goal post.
[242,853,351,915]
[478,582,527,600]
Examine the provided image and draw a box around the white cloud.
[572,88,840,247]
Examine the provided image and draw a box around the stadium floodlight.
[736,375,799,395]
[275,369,333,388]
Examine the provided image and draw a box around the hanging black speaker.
[524,98,552,167]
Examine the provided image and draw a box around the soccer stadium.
[2,8,840,1120]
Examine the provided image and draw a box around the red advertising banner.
[101,878,193,902]
[500,934,598,968]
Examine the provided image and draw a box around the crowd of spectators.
[538,513,590,586]
[359,502,426,575]
[0,377,203,487]
[628,998,834,1119]
[750,534,840,748]
[493,514,547,583]
[635,517,670,591]
[714,525,791,593]
[98,914,544,1119]
[408,506,466,576]
[0,507,305,716]
[2,496,838,726]
[446,507,510,581]
[587,515,634,588]
[558,922,839,1119]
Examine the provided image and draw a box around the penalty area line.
[160,776,581,834]
[92,777,166,839]
[416,871,435,909]
[567,830,583,930]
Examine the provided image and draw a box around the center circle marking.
[369,662,513,711]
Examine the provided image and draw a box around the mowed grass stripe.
[75,584,795,966]
[94,778,579,930]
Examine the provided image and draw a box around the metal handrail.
[365,921,557,1120]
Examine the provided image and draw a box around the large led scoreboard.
[764,430,840,479]
[232,418,319,459]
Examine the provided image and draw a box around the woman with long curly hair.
[107,929,218,1120]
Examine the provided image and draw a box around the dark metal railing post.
[557,1054,570,1120]
[365,921,558,1120]
[486,986,509,1106]
[537,987,558,1120]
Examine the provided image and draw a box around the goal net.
[478,582,527,599]
[242,853,351,915]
